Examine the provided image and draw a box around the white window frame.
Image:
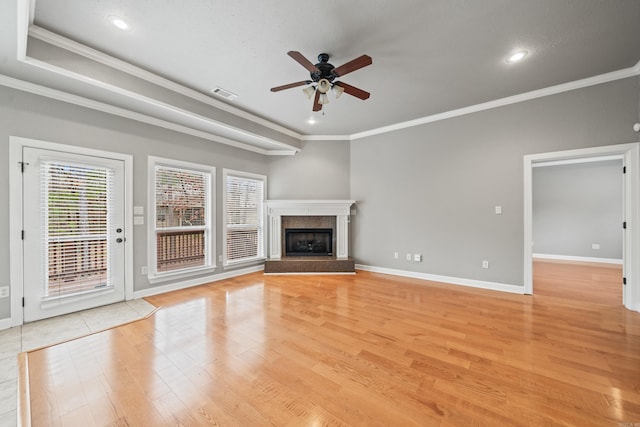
[148,156,216,283]
[222,169,267,267]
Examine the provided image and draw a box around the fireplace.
[264,200,355,273]
[285,228,333,256]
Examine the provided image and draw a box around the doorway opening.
[523,142,640,312]
[532,157,623,305]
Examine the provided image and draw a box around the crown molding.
[19,45,301,152]
[16,0,31,61]
[27,25,303,141]
[300,134,351,141]
[0,73,298,156]
[300,62,640,142]
[349,65,640,140]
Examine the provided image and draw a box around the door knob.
[116,238,123,243]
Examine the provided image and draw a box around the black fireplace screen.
[285,228,333,256]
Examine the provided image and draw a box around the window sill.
[148,265,217,285]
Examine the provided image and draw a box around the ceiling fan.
[270,51,372,112]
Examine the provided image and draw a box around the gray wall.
[268,140,350,200]
[533,160,623,259]
[2,76,639,321]
[350,77,639,286]
[0,85,269,320]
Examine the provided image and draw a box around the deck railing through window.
[156,229,205,272]
[226,228,259,261]
[48,237,108,295]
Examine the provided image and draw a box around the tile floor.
[0,299,156,427]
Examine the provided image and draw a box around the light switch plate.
[134,216,144,225]
[133,206,144,215]
[495,206,503,215]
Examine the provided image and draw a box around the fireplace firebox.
[285,228,333,256]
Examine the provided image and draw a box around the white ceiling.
[1,0,639,153]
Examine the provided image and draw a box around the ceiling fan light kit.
[317,78,331,94]
[302,86,316,99]
[271,51,372,112]
[333,84,344,99]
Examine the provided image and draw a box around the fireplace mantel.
[265,200,355,260]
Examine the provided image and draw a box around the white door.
[22,147,126,322]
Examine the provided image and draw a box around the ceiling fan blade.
[334,81,370,100]
[332,54,372,77]
[288,51,319,73]
[312,90,322,111]
[270,81,310,92]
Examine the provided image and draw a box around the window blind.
[225,174,264,263]
[43,161,113,296]
[154,165,208,273]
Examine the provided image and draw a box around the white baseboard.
[0,317,12,331]
[264,272,356,276]
[532,253,623,265]
[355,264,524,295]
[133,265,264,299]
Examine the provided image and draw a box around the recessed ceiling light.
[506,50,528,63]
[307,118,316,125]
[109,16,131,31]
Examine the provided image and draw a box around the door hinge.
[623,221,627,229]
[623,277,627,285]
[623,166,626,174]
[22,297,25,307]
[18,161,29,173]
[21,230,24,240]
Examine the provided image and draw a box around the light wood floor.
[24,262,640,426]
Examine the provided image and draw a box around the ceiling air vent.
[210,86,238,101]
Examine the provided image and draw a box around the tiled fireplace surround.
[264,200,355,273]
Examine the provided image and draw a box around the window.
[223,169,266,265]
[43,160,114,296]
[148,157,215,280]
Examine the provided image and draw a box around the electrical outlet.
[413,254,422,262]
[482,260,489,269]
[495,206,503,215]
[591,243,600,250]
[141,266,148,275]
[394,252,399,259]
[406,253,412,261]
[0,286,9,298]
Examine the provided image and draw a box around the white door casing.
[9,137,134,325]
[523,142,640,312]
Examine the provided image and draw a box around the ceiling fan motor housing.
[311,53,337,82]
